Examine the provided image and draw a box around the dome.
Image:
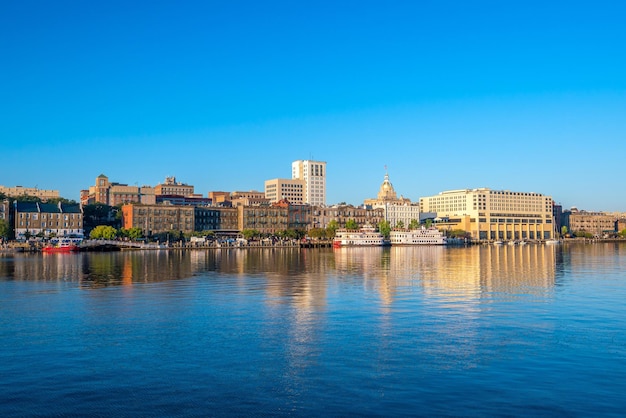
[377,173,398,201]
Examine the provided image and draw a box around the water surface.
[1,244,625,416]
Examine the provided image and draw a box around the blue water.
[1,244,626,416]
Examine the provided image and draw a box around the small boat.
[42,238,81,253]
[493,240,504,245]
[544,239,560,245]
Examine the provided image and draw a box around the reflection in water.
[2,244,626,416]
[1,245,559,297]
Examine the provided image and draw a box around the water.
[1,244,626,416]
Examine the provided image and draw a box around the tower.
[292,160,326,206]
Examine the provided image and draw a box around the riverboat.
[389,227,447,245]
[333,224,387,248]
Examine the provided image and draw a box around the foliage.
[90,225,118,240]
[119,227,143,240]
[561,226,568,236]
[345,219,359,230]
[242,229,261,240]
[307,228,327,239]
[326,220,339,238]
[448,229,469,238]
[0,219,9,238]
[277,229,306,239]
[378,220,391,239]
[408,219,419,230]
[395,220,405,229]
[424,219,433,228]
[619,229,626,238]
[573,230,593,238]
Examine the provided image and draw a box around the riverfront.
[2,244,626,416]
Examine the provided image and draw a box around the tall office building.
[292,160,326,206]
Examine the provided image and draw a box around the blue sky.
[2,1,625,211]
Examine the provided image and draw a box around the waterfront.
[1,244,626,416]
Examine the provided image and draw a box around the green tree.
[126,227,143,240]
[561,226,568,237]
[619,229,626,238]
[378,220,391,239]
[326,220,339,237]
[345,219,359,230]
[425,219,433,228]
[395,220,405,229]
[0,219,10,238]
[448,229,468,238]
[308,228,326,239]
[90,225,118,240]
[242,229,260,240]
[408,219,420,230]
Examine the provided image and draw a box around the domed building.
[364,172,411,206]
[364,171,419,229]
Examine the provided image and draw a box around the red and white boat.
[42,238,81,253]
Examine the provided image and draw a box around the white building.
[292,160,326,206]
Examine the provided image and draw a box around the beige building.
[419,188,555,241]
[14,201,83,239]
[237,205,289,234]
[122,202,194,235]
[155,176,194,197]
[82,174,155,206]
[292,160,326,206]
[264,178,305,204]
[0,185,60,201]
[568,210,616,236]
[311,204,385,229]
[230,190,269,207]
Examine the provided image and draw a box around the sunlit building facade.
[419,188,555,241]
[292,160,326,206]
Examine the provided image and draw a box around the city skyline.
[2,1,625,211]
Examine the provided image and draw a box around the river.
[1,243,625,416]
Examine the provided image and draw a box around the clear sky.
[2,1,625,211]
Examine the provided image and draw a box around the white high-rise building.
[292,160,326,206]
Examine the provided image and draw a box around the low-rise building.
[194,207,239,234]
[311,204,385,229]
[14,201,83,240]
[237,204,288,234]
[82,174,155,206]
[121,203,194,236]
[568,209,616,237]
[0,185,60,201]
[155,176,195,197]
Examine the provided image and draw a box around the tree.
[326,220,339,237]
[619,229,626,238]
[0,219,9,239]
[395,220,405,229]
[121,227,143,240]
[425,219,433,228]
[345,219,359,230]
[448,229,468,238]
[242,229,260,240]
[561,226,568,237]
[308,228,326,239]
[408,219,419,230]
[90,225,118,240]
[378,220,391,239]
